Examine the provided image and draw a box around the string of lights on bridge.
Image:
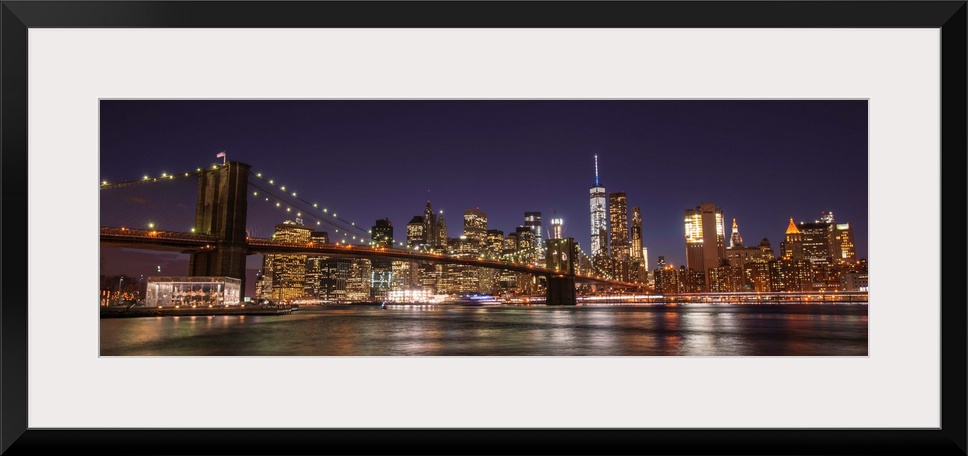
[574,245,615,280]
[99,164,225,233]
[99,163,221,189]
[247,170,374,246]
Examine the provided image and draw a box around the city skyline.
[100,100,868,290]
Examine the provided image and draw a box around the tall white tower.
[589,154,608,258]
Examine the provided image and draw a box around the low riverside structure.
[146,276,241,307]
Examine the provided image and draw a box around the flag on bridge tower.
[216,151,226,164]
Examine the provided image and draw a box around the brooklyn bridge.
[100,161,639,305]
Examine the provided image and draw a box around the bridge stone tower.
[545,237,577,305]
[189,161,250,294]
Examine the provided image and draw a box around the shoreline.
[100,306,296,318]
[101,300,869,318]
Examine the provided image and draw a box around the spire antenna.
[594,154,600,186]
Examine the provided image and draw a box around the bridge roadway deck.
[100,227,637,288]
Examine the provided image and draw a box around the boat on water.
[454,294,503,306]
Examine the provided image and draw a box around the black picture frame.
[2,1,965,455]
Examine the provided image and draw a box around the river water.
[100,303,867,356]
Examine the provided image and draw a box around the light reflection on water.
[99,304,868,356]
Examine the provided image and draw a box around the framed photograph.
[2,1,964,454]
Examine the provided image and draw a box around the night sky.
[100,100,868,292]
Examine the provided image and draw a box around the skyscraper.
[371,218,393,248]
[485,229,505,257]
[589,154,608,258]
[423,201,436,247]
[729,218,744,248]
[262,220,312,302]
[630,207,646,284]
[550,217,563,240]
[368,219,393,300]
[608,192,630,281]
[630,207,643,262]
[406,216,425,249]
[684,202,726,290]
[515,226,538,265]
[503,232,519,256]
[832,223,856,264]
[524,212,544,260]
[759,238,776,261]
[345,259,372,302]
[608,192,629,259]
[317,257,352,303]
[304,230,330,300]
[435,210,448,250]
[463,208,487,248]
[781,217,804,261]
[799,220,833,265]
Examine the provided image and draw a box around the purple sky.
[100,100,868,292]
